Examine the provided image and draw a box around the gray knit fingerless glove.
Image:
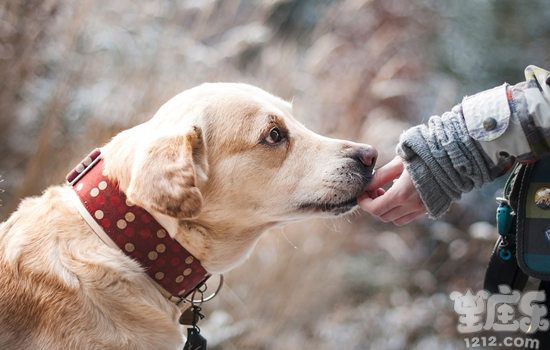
[396,105,497,218]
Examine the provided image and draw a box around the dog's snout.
[351,145,377,168]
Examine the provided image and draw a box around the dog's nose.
[352,145,378,168]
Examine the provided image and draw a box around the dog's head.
[103,83,376,271]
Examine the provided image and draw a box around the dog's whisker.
[281,231,298,250]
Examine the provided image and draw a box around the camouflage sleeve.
[463,65,550,166]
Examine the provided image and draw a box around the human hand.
[358,156,427,226]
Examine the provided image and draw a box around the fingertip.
[358,196,373,210]
[371,189,386,199]
[366,158,404,190]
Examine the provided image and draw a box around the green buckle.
[496,197,514,236]
[496,198,515,261]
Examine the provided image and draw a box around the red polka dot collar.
[66,149,210,302]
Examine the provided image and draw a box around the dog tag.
[179,307,195,326]
[179,305,205,326]
[183,327,207,350]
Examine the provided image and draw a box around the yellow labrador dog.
[0,83,376,349]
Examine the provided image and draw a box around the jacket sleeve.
[397,65,550,218]
[463,65,550,165]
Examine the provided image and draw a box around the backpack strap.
[484,163,529,292]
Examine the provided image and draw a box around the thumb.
[366,156,404,190]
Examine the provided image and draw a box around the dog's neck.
[173,219,271,274]
[101,133,272,275]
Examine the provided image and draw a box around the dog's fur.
[0,83,375,349]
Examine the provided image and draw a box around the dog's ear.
[126,126,207,219]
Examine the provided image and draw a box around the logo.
[450,285,549,334]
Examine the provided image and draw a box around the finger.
[379,205,415,223]
[393,210,425,226]
[366,157,404,190]
[358,188,385,201]
[374,188,385,198]
[357,195,374,211]
[358,194,398,217]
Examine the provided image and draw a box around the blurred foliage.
[435,0,550,90]
[0,0,548,349]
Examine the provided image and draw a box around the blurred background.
[1,0,549,349]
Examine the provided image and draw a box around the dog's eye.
[265,127,284,144]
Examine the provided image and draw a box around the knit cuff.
[403,155,453,218]
[397,126,455,218]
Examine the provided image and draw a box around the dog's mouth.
[298,197,358,215]
[297,169,373,216]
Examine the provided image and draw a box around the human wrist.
[401,155,452,218]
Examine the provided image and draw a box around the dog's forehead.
[151,83,294,137]
[196,82,292,117]
[232,83,292,112]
